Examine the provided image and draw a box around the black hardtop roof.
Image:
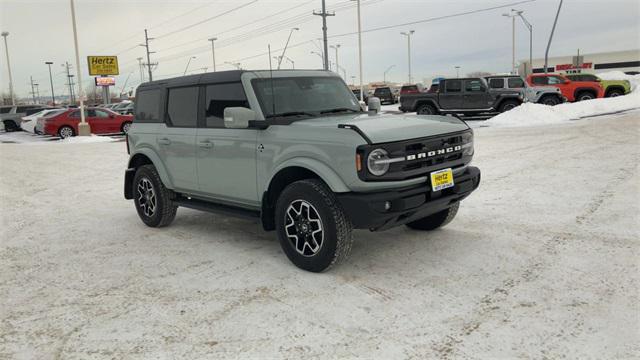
[136,69,332,91]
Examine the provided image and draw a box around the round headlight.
[367,148,389,176]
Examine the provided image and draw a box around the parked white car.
[20,109,65,133]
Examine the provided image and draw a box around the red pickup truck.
[526,74,604,102]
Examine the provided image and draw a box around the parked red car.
[526,74,604,102]
[43,108,133,138]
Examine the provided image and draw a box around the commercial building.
[518,49,640,75]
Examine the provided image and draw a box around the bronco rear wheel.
[133,164,177,227]
[275,179,353,272]
[406,203,460,231]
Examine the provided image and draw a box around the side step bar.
[173,196,260,220]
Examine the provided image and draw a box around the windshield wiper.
[320,108,361,114]
[265,111,315,119]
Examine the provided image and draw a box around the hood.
[291,113,470,144]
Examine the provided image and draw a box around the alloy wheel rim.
[284,200,324,257]
[123,123,131,133]
[60,127,73,138]
[137,177,157,217]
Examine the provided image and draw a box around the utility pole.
[69,0,89,135]
[330,44,341,77]
[313,0,334,71]
[137,57,144,83]
[400,30,415,83]
[45,62,55,105]
[513,9,533,75]
[30,76,37,103]
[141,29,156,81]
[1,32,15,105]
[64,62,75,104]
[545,0,563,74]
[208,37,217,71]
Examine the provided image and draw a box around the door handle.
[198,140,213,149]
[158,138,171,145]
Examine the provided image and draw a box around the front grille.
[357,130,472,182]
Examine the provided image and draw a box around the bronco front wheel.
[275,179,353,272]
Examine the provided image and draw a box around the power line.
[155,1,259,40]
[328,0,536,38]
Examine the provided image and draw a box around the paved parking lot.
[1,112,638,359]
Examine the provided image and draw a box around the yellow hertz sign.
[87,56,119,76]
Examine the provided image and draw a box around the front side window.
[135,89,161,123]
[507,77,525,88]
[167,87,198,127]
[445,80,462,92]
[548,76,565,85]
[488,78,504,89]
[252,77,360,119]
[464,80,484,92]
[204,83,249,128]
[531,76,548,85]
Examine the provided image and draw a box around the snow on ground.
[0,131,122,144]
[485,91,640,128]
[1,111,638,359]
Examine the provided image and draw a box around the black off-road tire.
[576,91,595,101]
[499,100,520,113]
[133,164,177,228]
[275,179,353,272]
[539,95,560,106]
[417,103,437,115]
[606,89,624,97]
[406,203,460,231]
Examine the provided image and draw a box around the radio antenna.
[268,44,276,116]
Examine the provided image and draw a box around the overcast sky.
[1,0,639,99]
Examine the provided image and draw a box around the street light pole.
[383,65,395,83]
[502,12,517,74]
[353,0,364,102]
[545,0,564,74]
[400,30,415,83]
[278,27,299,70]
[69,0,89,135]
[45,62,55,105]
[310,51,324,68]
[1,32,15,105]
[208,37,217,72]
[513,9,533,75]
[184,56,196,75]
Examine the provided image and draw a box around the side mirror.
[224,107,255,129]
[367,97,381,115]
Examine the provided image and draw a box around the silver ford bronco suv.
[124,70,480,272]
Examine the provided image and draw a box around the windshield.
[252,76,361,119]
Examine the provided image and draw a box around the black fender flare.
[413,99,440,112]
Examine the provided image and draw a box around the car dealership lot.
[1,112,638,359]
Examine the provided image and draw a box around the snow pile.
[597,71,640,92]
[56,135,116,144]
[18,134,118,145]
[485,91,640,128]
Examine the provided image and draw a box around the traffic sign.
[87,56,119,75]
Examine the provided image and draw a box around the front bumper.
[337,166,480,231]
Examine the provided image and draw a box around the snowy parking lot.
[1,110,639,359]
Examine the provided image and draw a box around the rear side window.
[488,78,504,89]
[204,83,248,128]
[531,76,548,85]
[444,80,462,92]
[166,87,198,128]
[135,89,161,123]
[507,77,524,88]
